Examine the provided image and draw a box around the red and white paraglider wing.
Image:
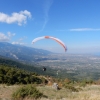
[32,36,67,52]
[32,36,45,43]
[49,36,67,52]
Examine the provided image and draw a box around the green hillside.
[1,56,100,81]
[0,56,57,77]
[0,65,44,85]
[0,56,75,80]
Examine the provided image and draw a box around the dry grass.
[0,84,19,99]
[0,85,100,100]
[37,85,100,100]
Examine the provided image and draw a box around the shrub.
[79,82,87,87]
[63,83,80,92]
[12,85,44,99]
[65,85,79,92]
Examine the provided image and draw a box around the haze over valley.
[0,42,100,80]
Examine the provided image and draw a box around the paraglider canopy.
[32,36,67,52]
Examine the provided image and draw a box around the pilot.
[43,67,46,71]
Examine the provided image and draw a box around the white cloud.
[12,37,27,45]
[70,28,100,31]
[57,28,100,32]
[12,42,25,45]
[0,10,32,26]
[7,32,15,37]
[0,33,9,41]
[0,32,15,42]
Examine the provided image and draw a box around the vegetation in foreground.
[1,84,100,100]
[12,85,44,100]
[0,65,47,85]
[1,58,100,100]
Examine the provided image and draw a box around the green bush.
[64,84,79,92]
[12,85,44,99]
[79,82,87,87]
[0,66,43,85]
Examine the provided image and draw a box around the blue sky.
[0,0,100,54]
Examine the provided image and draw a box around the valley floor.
[0,84,100,100]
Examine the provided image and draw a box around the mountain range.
[0,42,52,63]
